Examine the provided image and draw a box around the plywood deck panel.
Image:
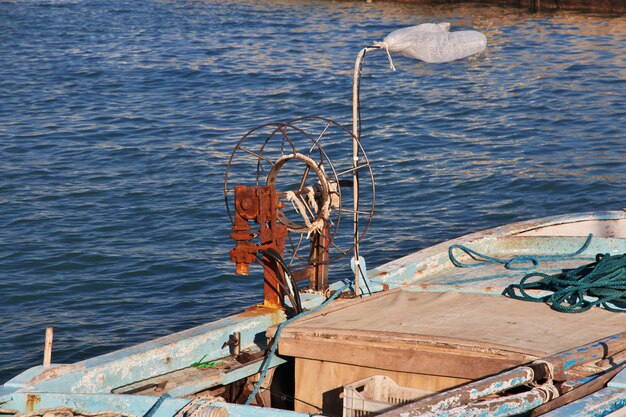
[279,290,626,378]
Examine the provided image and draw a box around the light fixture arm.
[351,45,381,297]
[348,24,485,295]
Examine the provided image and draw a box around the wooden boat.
[1,211,625,417]
[2,25,625,417]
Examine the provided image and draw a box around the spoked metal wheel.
[224,117,375,272]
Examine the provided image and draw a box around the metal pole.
[352,48,365,297]
[352,46,378,297]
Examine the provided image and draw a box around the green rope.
[448,234,593,271]
[503,253,626,313]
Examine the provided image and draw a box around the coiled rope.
[449,234,593,271]
[503,253,626,313]
[173,396,225,417]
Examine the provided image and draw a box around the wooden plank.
[541,388,626,417]
[540,332,626,380]
[294,358,468,416]
[113,366,225,395]
[43,327,53,368]
[280,290,626,369]
[290,288,400,324]
[280,328,538,379]
[281,327,546,357]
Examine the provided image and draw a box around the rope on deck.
[448,233,592,271]
[173,396,225,417]
[503,253,626,313]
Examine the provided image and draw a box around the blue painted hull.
[2,211,625,417]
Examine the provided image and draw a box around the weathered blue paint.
[28,308,287,394]
[418,390,545,417]
[3,366,53,388]
[367,212,626,295]
[467,375,533,400]
[2,211,625,417]
[142,394,172,417]
[609,368,626,390]
[381,367,536,417]
[0,280,346,402]
[544,334,625,379]
[351,256,377,296]
[0,386,17,400]
[165,354,286,398]
[3,392,187,416]
[564,375,598,389]
[541,388,626,417]
[297,292,326,310]
[2,392,309,417]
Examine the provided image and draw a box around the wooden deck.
[275,215,626,414]
[279,288,626,413]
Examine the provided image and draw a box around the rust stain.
[241,305,279,316]
[374,271,389,278]
[26,394,41,412]
[240,307,284,326]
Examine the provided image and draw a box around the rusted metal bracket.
[229,185,287,308]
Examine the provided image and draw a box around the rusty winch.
[224,117,375,311]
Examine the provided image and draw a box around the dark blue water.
[1,0,624,382]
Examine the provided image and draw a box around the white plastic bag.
[377,23,487,64]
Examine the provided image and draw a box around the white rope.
[285,191,303,216]
[304,187,318,213]
[174,396,225,417]
[285,191,310,225]
[532,359,556,386]
[284,190,327,238]
[373,41,396,71]
[534,383,560,401]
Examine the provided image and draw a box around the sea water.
[1,0,625,382]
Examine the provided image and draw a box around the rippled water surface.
[1,0,625,382]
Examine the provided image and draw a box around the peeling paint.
[564,359,578,371]
[381,367,535,416]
